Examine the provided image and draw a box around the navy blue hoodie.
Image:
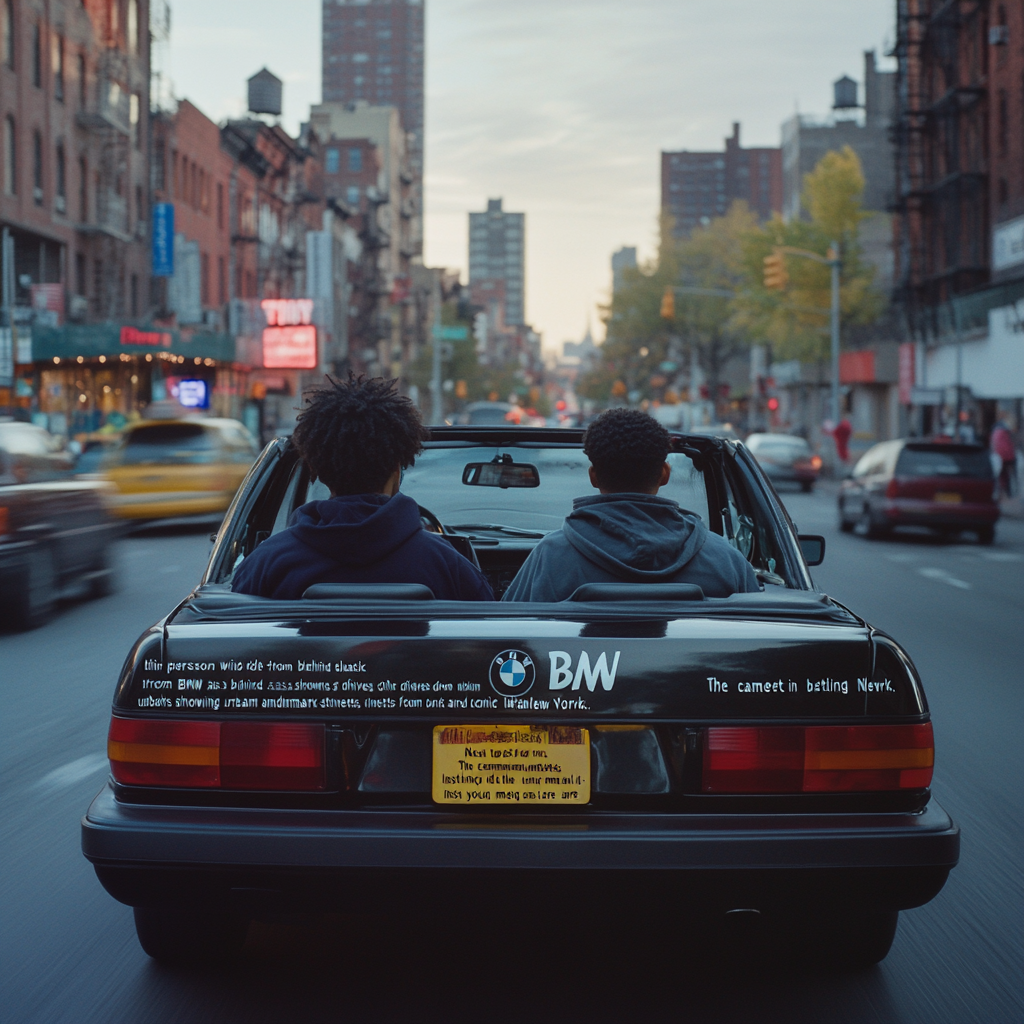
[231,491,493,601]
[502,493,759,602]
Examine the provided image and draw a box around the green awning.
[31,323,237,363]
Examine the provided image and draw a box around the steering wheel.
[418,504,482,570]
[418,504,445,534]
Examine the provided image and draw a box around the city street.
[1,489,1022,1024]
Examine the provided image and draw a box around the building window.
[130,273,138,317]
[218,256,226,304]
[2,116,14,195]
[325,147,339,173]
[75,252,86,296]
[135,184,144,231]
[201,252,210,306]
[997,89,1009,157]
[216,181,224,229]
[77,53,86,109]
[93,258,103,316]
[130,93,140,149]
[2,0,13,68]
[53,34,64,101]
[348,147,363,172]
[79,155,87,219]
[153,139,165,191]
[55,142,66,212]
[31,22,41,86]
[127,0,138,55]
[998,177,1009,205]
[32,129,43,204]
[346,185,360,205]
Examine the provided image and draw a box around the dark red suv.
[838,439,999,543]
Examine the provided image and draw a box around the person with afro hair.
[232,375,492,601]
[502,408,758,601]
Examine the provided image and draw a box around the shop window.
[3,116,14,196]
[32,129,43,204]
[31,22,41,86]
[53,34,64,102]
[2,0,13,69]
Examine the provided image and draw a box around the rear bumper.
[110,491,231,520]
[82,784,959,911]
[884,499,999,527]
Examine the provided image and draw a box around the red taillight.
[703,723,933,793]
[885,478,900,499]
[810,455,823,470]
[108,717,325,790]
[0,507,9,535]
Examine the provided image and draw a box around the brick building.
[661,123,782,238]
[321,0,424,255]
[1,0,152,428]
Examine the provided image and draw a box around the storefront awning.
[31,323,237,363]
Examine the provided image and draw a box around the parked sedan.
[103,419,258,521]
[838,439,999,543]
[745,433,822,492]
[0,421,119,630]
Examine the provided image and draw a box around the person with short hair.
[232,375,492,601]
[502,408,759,602]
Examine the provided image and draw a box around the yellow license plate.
[934,492,962,504]
[432,725,590,805]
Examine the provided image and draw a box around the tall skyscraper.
[322,1,425,222]
[662,123,782,238]
[469,199,526,327]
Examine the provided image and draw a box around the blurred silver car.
[745,433,822,492]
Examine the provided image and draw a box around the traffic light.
[763,249,789,290]
[660,286,675,319]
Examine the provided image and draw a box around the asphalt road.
[2,494,1022,1024]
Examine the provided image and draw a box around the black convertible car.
[81,428,958,967]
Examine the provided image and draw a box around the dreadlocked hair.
[291,374,428,495]
[583,408,671,492]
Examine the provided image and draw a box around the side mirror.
[798,534,826,566]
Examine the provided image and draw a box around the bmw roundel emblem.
[489,650,535,697]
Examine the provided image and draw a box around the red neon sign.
[120,326,172,347]
[262,325,317,369]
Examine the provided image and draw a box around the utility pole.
[430,271,443,423]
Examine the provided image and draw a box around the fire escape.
[894,0,991,340]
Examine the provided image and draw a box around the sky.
[166,0,897,352]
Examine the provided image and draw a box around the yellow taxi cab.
[103,419,259,520]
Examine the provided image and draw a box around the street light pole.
[829,241,841,427]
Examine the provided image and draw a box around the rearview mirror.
[462,461,540,488]
[798,534,826,566]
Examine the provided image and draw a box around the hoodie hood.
[289,491,422,568]
[561,493,708,581]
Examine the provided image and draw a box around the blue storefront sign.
[152,203,175,277]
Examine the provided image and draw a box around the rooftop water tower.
[247,67,282,117]
[833,75,859,111]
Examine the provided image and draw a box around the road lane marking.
[34,753,108,792]
[885,553,919,563]
[917,567,972,590]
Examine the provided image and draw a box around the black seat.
[302,583,435,600]
[567,583,705,602]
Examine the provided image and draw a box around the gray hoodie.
[502,493,760,602]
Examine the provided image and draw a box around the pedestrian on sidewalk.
[990,418,1017,498]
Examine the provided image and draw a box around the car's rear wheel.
[838,502,854,532]
[858,507,889,539]
[976,525,995,545]
[133,906,249,965]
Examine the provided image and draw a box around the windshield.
[115,425,217,466]
[305,445,709,533]
[752,438,810,458]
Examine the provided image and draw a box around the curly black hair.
[291,375,428,495]
[583,408,671,492]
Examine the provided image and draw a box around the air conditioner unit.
[989,25,1010,45]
